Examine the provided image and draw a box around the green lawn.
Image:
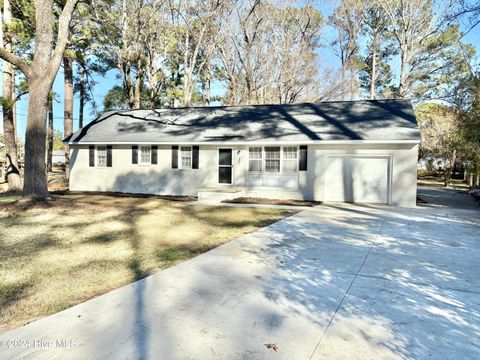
[0,192,295,332]
[417,175,470,190]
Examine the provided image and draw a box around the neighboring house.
[418,157,446,171]
[65,99,421,207]
[52,150,66,164]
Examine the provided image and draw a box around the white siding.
[70,143,418,207]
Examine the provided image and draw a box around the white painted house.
[66,100,421,207]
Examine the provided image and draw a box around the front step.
[197,187,244,204]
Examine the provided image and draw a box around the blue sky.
[1,2,479,141]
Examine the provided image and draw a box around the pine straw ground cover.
[0,192,296,332]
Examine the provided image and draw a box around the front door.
[218,148,233,184]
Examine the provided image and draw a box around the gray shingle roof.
[67,99,420,144]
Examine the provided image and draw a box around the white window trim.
[282,146,299,174]
[96,146,107,167]
[248,146,263,173]
[139,145,151,165]
[264,146,281,174]
[179,146,193,169]
[248,146,299,174]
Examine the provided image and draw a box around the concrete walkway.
[1,188,479,359]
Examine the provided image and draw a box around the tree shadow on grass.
[0,280,33,310]
[182,204,296,229]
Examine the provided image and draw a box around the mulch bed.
[223,197,322,207]
[50,190,197,202]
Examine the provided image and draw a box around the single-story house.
[65,99,420,207]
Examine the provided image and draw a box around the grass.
[417,175,470,190]
[0,192,295,332]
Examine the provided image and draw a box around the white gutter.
[69,139,420,145]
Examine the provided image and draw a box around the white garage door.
[324,156,390,204]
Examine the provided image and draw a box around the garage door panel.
[324,156,350,202]
[325,156,390,204]
[351,157,389,203]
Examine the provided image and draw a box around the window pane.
[218,167,232,184]
[265,159,280,172]
[249,159,262,172]
[265,147,280,159]
[283,160,297,173]
[249,147,262,159]
[219,149,232,165]
[140,146,151,163]
[97,146,106,167]
[181,146,192,168]
[181,146,192,156]
[182,156,191,168]
[283,147,297,159]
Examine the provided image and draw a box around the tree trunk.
[399,45,408,98]
[444,149,456,187]
[370,36,378,100]
[63,55,73,181]
[349,65,355,101]
[126,63,135,109]
[0,0,80,198]
[340,62,346,101]
[1,0,21,192]
[79,64,85,128]
[47,98,54,172]
[229,75,237,105]
[12,68,17,143]
[134,69,142,109]
[183,75,192,107]
[23,80,50,198]
[206,71,211,106]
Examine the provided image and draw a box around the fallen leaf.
[265,343,279,352]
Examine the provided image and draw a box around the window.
[96,146,107,167]
[248,147,263,172]
[282,146,298,173]
[140,146,151,164]
[265,147,280,173]
[248,146,299,173]
[180,146,192,168]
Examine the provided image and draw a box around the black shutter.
[171,146,178,168]
[151,146,158,164]
[89,146,95,167]
[132,146,138,164]
[192,146,199,169]
[299,145,308,171]
[107,146,112,167]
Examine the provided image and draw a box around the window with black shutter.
[107,146,112,167]
[151,146,158,164]
[192,146,199,169]
[132,146,138,164]
[171,146,178,168]
[89,146,95,167]
[299,145,308,171]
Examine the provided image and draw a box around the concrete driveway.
[1,187,479,359]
